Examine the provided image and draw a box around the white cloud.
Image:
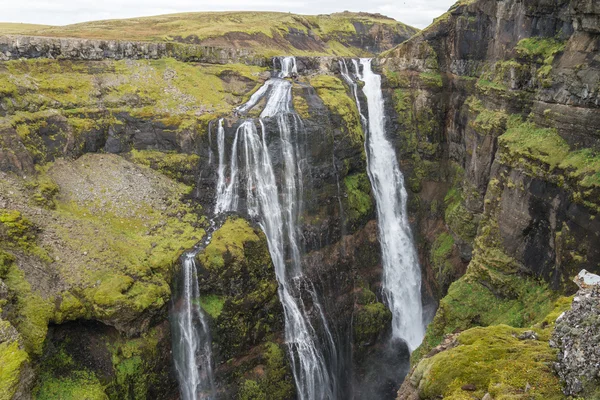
[1,0,456,29]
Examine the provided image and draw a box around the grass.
[419,71,443,88]
[0,22,51,34]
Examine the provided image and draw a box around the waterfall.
[171,250,217,400]
[345,58,425,351]
[215,57,336,400]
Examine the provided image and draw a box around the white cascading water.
[215,57,335,400]
[346,58,425,351]
[171,250,216,400]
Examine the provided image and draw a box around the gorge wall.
[376,0,600,398]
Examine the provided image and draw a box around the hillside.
[0,11,419,57]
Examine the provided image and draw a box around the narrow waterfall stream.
[171,231,218,400]
[345,59,425,351]
[214,57,337,400]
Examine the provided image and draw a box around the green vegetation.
[412,324,564,399]
[514,38,566,87]
[444,186,478,244]
[200,218,260,270]
[108,330,162,399]
[0,341,29,400]
[309,75,364,146]
[419,71,443,88]
[238,342,294,400]
[35,371,108,400]
[197,218,281,361]
[129,150,200,184]
[343,173,373,224]
[430,232,456,288]
[200,295,225,319]
[0,58,267,161]
[3,266,54,355]
[354,303,392,346]
[500,117,568,169]
[516,37,566,65]
[466,96,508,135]
[497,116,600,211]
[0,210,36,248]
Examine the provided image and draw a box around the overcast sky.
[2,0,457,29]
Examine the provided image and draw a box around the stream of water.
[353,58,425,351]
[214,57,337,399]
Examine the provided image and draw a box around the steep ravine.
[0,2,599,399]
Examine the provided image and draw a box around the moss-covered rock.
[309,75,364,146]
[0,339,30,400]
[354,302,392,347]
[196,217,282,371]
[237,342,294,400]
[343,172,374,226]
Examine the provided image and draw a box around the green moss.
[200,294,225,319]
[500,117,569,170]
[343,172,373,224]
[53,292,87,324]
[0,210,36,248]
[466,96,508,135]
[0,341,29,400]
[476,78,508,94]
[309,75,364,146]
[291,87,310,119]
[413,325,562,399]
[559,148,600,188]
[354,302,392,346]
[430,232,456,288]
[3,265,54,355]
[1,59,266,154]
[413,266,556,365]
[238,379,264,400]
[237,342,294,400]
[515,37,566,65]
[199,218,260,270]
[419,71,443,88]
[444,186,478,244]
[129,149,200,184]
[0,250,15,278]
[29,175,60,209]
[34,370,108,400]
[107,331,161,400]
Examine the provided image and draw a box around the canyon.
[0,2,599,399]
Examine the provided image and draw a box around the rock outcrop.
[0,35,268,65]
[551,270,600,398]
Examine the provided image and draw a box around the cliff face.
[377,0,600,398]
